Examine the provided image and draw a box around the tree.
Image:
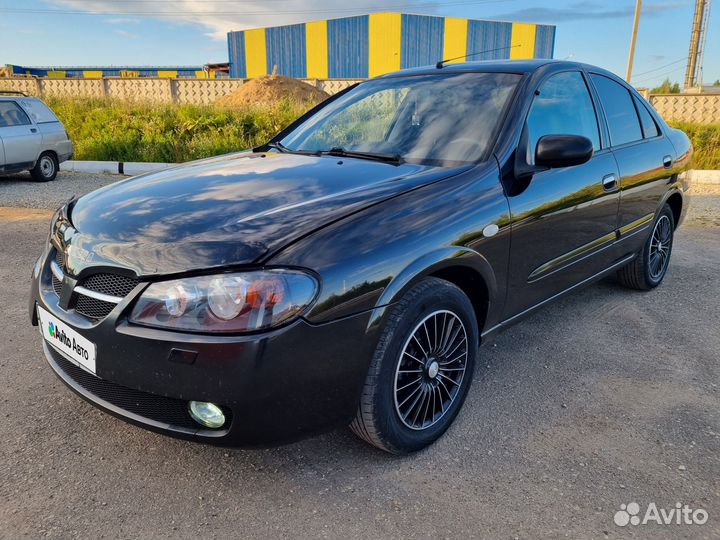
[650,78,681,94]
[713,79,720,86]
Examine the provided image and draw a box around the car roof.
[378,59,617,79]
[0,95,42,101]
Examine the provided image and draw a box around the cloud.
[492,1,689,23]
[113,29,141,40]
[105,17,141,25]
[48,0,437,41]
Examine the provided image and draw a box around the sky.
[0,0,717,89]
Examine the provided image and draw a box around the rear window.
[633,95,660,138]
[17,99,59,123]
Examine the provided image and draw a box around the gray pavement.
[0,173,718,539]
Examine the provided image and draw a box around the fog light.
[188,401,225,428]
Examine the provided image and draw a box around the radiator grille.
[81,273,139,298]
[52,249,64,296]
[49,248,140,320]
[74,273,139,319]
[75,295,118,319]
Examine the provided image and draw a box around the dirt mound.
[216,75,329,108]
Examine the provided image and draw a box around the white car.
[0,93,73,181]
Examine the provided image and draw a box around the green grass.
[46,97,309,163]
[669,121,720,170]
[45,98,720,169]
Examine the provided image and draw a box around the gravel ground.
[0,173,718,539]
[0,171,124,209]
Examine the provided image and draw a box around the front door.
[503,70,620,319]
[0,101,41,166]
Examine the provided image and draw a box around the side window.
[0,101,32,127]
[590,74,643,146]
[526,71,600,163]
[633,95,660,138]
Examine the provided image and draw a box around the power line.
[631,57,686,79]
[632,65,686,86]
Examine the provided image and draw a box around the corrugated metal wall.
[534,25,556,59]
[227,13,556,79]
[466,20,512,60]
[266,23,307,78]
[400,14,444,69]
[328,16,369,78]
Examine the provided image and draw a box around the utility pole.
[626,0,643,82]
[684,0,709,91]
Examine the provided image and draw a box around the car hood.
[66,152,466,276]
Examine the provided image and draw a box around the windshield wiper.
[264,142,320,156]
[320,147,404,165]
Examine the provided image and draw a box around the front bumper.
[30,249,382,446]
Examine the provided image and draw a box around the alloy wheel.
[393,310,468,430]
[649,214,672,280]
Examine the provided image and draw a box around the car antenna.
[436,44,520,69]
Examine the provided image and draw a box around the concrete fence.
[648,93,720,124]
[2,77,720,123]
[0,77,361,104]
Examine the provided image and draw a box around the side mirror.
[535,135,594,168]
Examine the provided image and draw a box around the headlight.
[129,269,318,333]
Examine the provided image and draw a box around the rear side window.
[633,96,660,138]
[526,71,601,163]
[0,101,31,127]
[590,74,642,146]
[17,98,58,123]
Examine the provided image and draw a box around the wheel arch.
[664,190,683,230]
[368,246,497,342]
[34,149,58,167]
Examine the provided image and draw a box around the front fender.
[367,246,499,331]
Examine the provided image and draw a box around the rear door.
[588,73,676,252]
[504,70,621,318]
[0,100,42,166]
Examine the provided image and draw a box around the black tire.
[30,152,58,182]
[350,277,478,454]
[617,203,675,290]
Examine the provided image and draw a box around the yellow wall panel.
[158,71,178,79]
[47,71,66,79]
[83,70,103,79]
[306,20,329,79]
[245,28,268,78]
[511,23,536,59]
[368,13,402,77]
[443,17,468,63]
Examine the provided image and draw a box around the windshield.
[279,72,521,166]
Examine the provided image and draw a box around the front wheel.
[617,203,675,290]
[30,152,58,182]
[350,277,478,454]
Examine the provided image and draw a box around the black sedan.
[29,60,692,453]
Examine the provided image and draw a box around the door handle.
[30,128,37,133]
[663,155,673,168]
[602,173,618,191]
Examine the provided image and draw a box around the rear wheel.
[350,277,478,454]
[617,203,675,290]
[30,152,58,182]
